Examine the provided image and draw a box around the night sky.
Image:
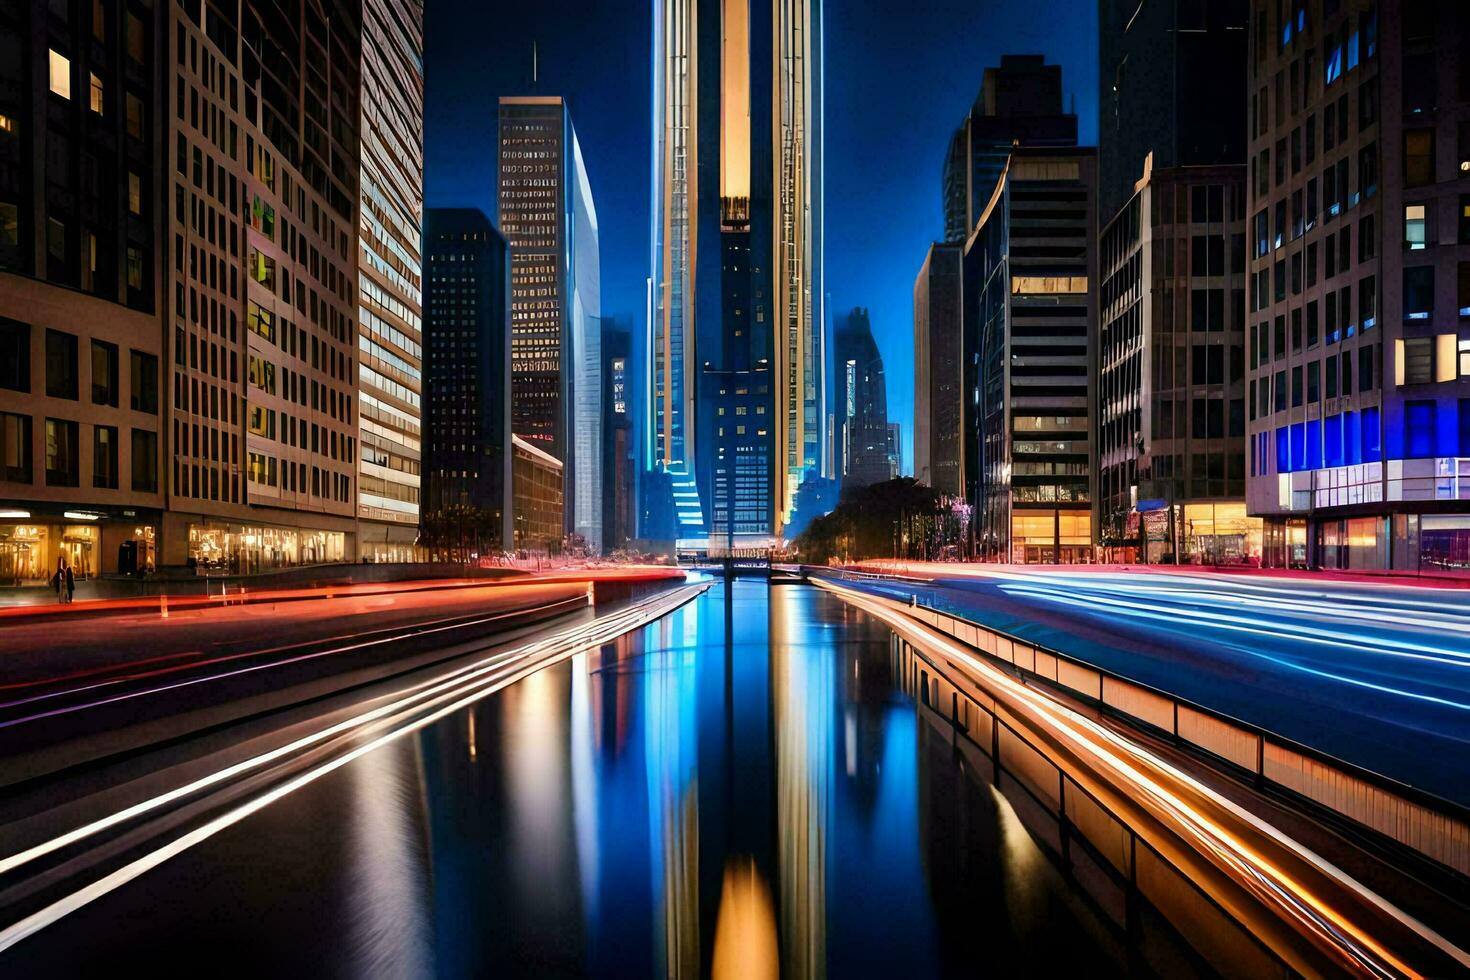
[423,0,1098,475]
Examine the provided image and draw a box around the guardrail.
[817,569,1470,881]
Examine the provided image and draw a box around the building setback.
[0,0,166,582]
[356,0,425,563]
[1245,1,1470,572]
[913,242,964,496]
[649,0,825,544]
[166,0,363,573]
[421,208,512,554]
[941,55,1078,244]
[965,148,1099,563]
[497,95,600,551]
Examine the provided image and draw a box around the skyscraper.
[421,208,512,554]
[0,0,166,582]
[1095,0,1253,563]
[1245,1,1470,573]
[1098,0,1249,226]
[836,308,891,490]
[649,0,825,545]
[941,55,1078,244]
[966,147,1099,563]
[498,96,600,551]
[166,0,363,573]
[602,322,636,553]
[357,0,425,563]
[913,243,964,496]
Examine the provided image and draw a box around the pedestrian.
[64,562,75,604]
[52,558,65,603]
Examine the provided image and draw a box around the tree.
[793,477,954,563]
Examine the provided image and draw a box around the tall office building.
[0,0,166,583]
[649,0,825,545]
[885,422,901,479]
[1098,0,1249,225]
[965,147,1099,563]
[1245,1,1470,572]
[1095,0,1254,562]
[1097,165,1255,561]
[913,242,964,496]
[835,308,891,489]
[421,208,512,553]
[602,321,636,552]
[941,55,1078,244]
[165,0,363,572]
[497,95,600,551]
[356,0,425,563]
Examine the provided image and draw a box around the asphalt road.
[823,565,1470,808]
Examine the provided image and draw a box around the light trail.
[0,583,707,953]
[816,577,1470,978]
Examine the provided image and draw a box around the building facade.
[941,55,1078,244]
[512,433,563,553]
[356,0,425,562]
[1098,165,1258,562]
[836,307,891,489]
[966,148,1099,563]
[649,0,825,544]
[164,0,363,573]
[601,321,636,553]
[0,0,166,583]
[421,208,513,554]
[913,242,964,496]
[497,95,600,551]
[1245,0,1470,572]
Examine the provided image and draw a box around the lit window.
[1405,205,1427,250]
[0,114,13,134]
[89,72,103,114]
[127,172,141,215]
[48,50,70,99]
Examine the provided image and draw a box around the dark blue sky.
[423,0,1098,474]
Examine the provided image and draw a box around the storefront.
[1010,509,1092,564]
[0,514,156,586]
[187,522,347,575]
[1262,518,1309,569]
[1181,502,1263,565]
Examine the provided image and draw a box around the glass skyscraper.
[648,0,825,545]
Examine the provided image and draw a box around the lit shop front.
[0,508,158,585]
[186,522,347,574]
[1179,502,1263,564]
[1010,509,1093,564]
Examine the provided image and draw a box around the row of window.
[0,321,158,413]
[0,411,156,492]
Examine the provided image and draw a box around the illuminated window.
[89,73,103,114]
[127,172,141,215]
[48,50,70,99]
[1405,205,1427,250]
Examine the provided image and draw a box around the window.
[1404,267,1434,320]
[93,425,117,489]
[126,246,143,291]
[1402,338,1434,385]
[1458,262,1470,318]
[131,429,157,492]
[1460,195,1470,245]
[90,339,118,406]
[125,11,144,62]
[125,93,143,139]
[48,50,70,99]
[1360,345,1375,392]
[45,418,79,486]
[0,412,31,483]
[45,329,78,399]
[1405,401,1436,458]
[88,73,103,114]
[130,350,158,413]
[128,172,142,215]
[1404,130,1435,187]
[0,318,28,392]
[1405,204,1428,249]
